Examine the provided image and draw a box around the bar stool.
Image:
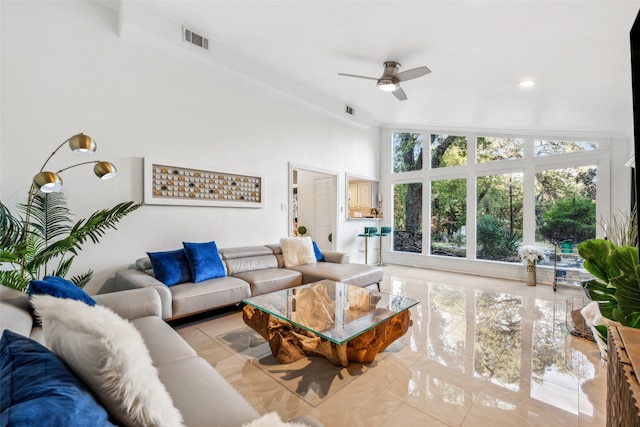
[357,227,377,265]
[375,226,392,266]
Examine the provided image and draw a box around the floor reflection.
[387,268,605,426]
[179,265,607,426]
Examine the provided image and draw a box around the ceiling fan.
[338,61,431,101]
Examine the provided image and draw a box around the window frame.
[384,129,611,280]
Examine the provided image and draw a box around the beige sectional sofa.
[111,244,384,320]
[0,285,262,426]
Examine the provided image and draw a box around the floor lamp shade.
[94,161,117,179]
[33,171,63,193]
[68,133,97,154]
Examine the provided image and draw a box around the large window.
[476,173,523,261]
[393,133,423,173]
[431,178,466,257]
[393,182,423,253]
[477,137,523,163]
[431,134,467,168]
[535,140,597,157]
[535,166,597,249]
[389,130,605,270]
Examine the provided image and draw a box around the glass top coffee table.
[242,280,419,366]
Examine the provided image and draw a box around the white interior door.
[315,177,334,250]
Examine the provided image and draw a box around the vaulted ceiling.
[122,1,640,134]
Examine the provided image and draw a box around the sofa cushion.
[280,237,317,267]
[169,276,251,319]
[136,257,153,270]
[0,329,114,427]
[147,249,192,287]
[218,246,275,275]
[31,295,184,427]
[157,357,259,427]
[219,245,274,260]
[28,276,96,306]
[224,254,278,275]
[130,316,197,365]
[0,300,34,339]
[234,268,302,296]
[183,241,226,283]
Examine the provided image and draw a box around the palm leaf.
[1,189,140,292]
[0,270,29,293]
[0,201,24,249]
[48,255,75,280]
[24,192,72,243]
[34,201,140,267]
[70,271,93,288]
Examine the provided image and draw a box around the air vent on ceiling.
[183,26,209,51]
[345,105,355,116]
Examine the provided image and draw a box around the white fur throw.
[32,295,184,427]
[242,412,310,427]
[280,236,317,267]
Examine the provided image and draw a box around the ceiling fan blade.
[337,73,379,81]
[395,66,431,82]
[393,87,408,101]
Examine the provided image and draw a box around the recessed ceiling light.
[518,80,536,87]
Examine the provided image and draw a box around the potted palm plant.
[0,193,139,292]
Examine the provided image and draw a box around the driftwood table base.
[242,305,413,367]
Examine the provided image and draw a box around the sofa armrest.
[322,250,350,264]
[94,287,162,320]
[110,269,173,319]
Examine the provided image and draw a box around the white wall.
[0,1,381,292]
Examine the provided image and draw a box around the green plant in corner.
[0,193,140,293]
[577,239,640,342]
[0,132,140,293]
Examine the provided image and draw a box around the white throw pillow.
[32,295,184,427]
[280,236,317,267]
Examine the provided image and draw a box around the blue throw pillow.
[29,276,96,306]
[147,249,192,286]
[0,330,114,427]
[312,241,325,262]
[183,241,226,283]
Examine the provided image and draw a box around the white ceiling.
[129,0,640,135]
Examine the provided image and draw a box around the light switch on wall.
[281,203,287,210]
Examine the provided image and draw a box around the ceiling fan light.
[377,80,399,92]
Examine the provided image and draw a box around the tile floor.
[175,265,607,427]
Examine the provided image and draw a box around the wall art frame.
[143,158,264,208]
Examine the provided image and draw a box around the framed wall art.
[143,158,264,208]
